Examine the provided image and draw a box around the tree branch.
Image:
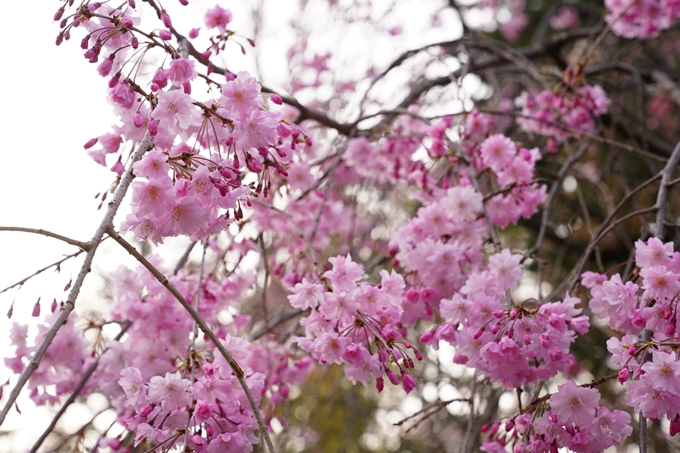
[0,227,90,250]
[106,228,275,453]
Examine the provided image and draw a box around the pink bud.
[182,81,191,94]
[32,299,41,317]
[129,0,136,7]
[473,328,484,340]
[618,368,629,385]
[419,330,433,343]
[6,302,13,319]
[523,333,531,345]
[491,323,500,334]
[405,288,420,303]
[162,12,172,28]
[51,299,57,313]
[505,420,515,432]
[439,323,456,342]
[131,36,139,49]
[206,425,214,436]
[189,28,200,39]
[121,17,133,29]
[667,324,676,336]
[375,377,384,392]
[83,138,98,149]
[133,112,144,128]
[628,345,637,356]
[509,309,517,318]
[401,373,417,393]
[489,423,499,436]
[670,414,680,437]
[414,350,423,361]
[386,369,399,385]
[150,82,160,92]
[192,435,206,447]
[97,57,113,77]
[492,310,504,319]
[271,94,283,105]
[159,29,172,40]
[54,7,65,21]
[139,405,154,417]
[148,120,158,136]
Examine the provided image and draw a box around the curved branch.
[106,228,275,453]
[0,250,85,296]
[0,227,90,250]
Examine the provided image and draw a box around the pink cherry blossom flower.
[220,71,262,118]
[153,89,200,134]
[641,350,680,394]
[288,278,325,310]
[480,134,517,173]
[205,5,233,32]
[165,58,197,84]
[132,149,169,179]
[488,249,523,290]
[550,380,600,426]
[235,111,279,150]
[147,371,191,411]
[324,254,364,293]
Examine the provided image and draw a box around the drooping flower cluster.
[483,381,632,453]
[515,82,610,140]
[291,255,422,393]
[605,0,680,39]
[435,252,589,389]
[583,237,680,434]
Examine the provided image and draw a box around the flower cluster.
[291,255,422,393]
[483,381,632,453]
[436,253,589,389]
[584,237,680,434]
[515,83,610,140]
[605,0,680,39]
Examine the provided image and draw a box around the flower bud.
[83,138,98,149]
[271,94,283,105]
[618,368,629,385]
[133,112,144,128]
[148,120,158,136]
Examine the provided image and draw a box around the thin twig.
[107,227,275,453]
[0,250,85,296]
[249,198,325,274]
[461,373,478,453]
[0,227,90,250]
[183,240,208,452]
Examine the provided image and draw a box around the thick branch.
[106,228,275,453]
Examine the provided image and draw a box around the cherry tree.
[2,0,680,451]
